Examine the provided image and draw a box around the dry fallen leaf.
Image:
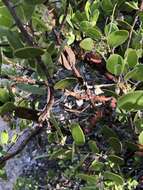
[64,46,76,66]
[59,53,72,70]
[59,46,75,70]
[59,46,82,79]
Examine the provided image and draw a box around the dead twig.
[0,74,46,85]
[65,89,112,102]
[38,86,54,123]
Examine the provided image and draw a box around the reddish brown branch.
[38,86,54,123]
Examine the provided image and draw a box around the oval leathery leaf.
[71,123,85,146]
[14,47,44,58]
[107,30,129,48]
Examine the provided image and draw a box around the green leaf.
[117,91,143,111]
[107,30,129,48]
[125,141,138,152]
[0,6,13,27]
[11,133,18,143]
[90,0,100,12]
[80,21,91,31]
[85,1,90,20]
[42,52,54,76]
[104,171,124,185]
[125,48,138,68]
[125,1,139,10]
[0,88,10,104]
[0,28,23,49]
[71,123,85,146]
[90,160,104,171]
[24,0,45,5]
[117,20,132,30]
[14,47,44,58]
[86,27,102,40]
[106,54,124,75]
[108,155,124,165]
[0,169,7,180]
[0,26,9,37]
[80,38,94,51]
[0,102,15,115]
[49,148,72,160]
[32,16,49,30]
[125,65,143,81]
[0,131,9,145]
[131,32,142,49]
[104,23,119,36]
[54,78,77,90]
[50,114,64,139]
[16,83,46,95]
[80,21,102,39]
[72,11,87,24]
[67,32,75,45]
[81,186,99,190]
[134,118,143,133]
[102,126,118,139]
[108,137,122,153]
[6,31,24,49]
[88,140,99,153]
[101,0,113,15]
[36,63,47,80]
[90,9,100,26]
[0,48,2,74]
[139,131,143,145]
[76,173,97,184]
[20,2,35,21]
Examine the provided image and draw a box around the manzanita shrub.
[0,0,143,189]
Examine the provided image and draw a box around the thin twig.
[126,15,138,49]
[126,0,143,49]
[2,0,34,46]
[38,86,54,123]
